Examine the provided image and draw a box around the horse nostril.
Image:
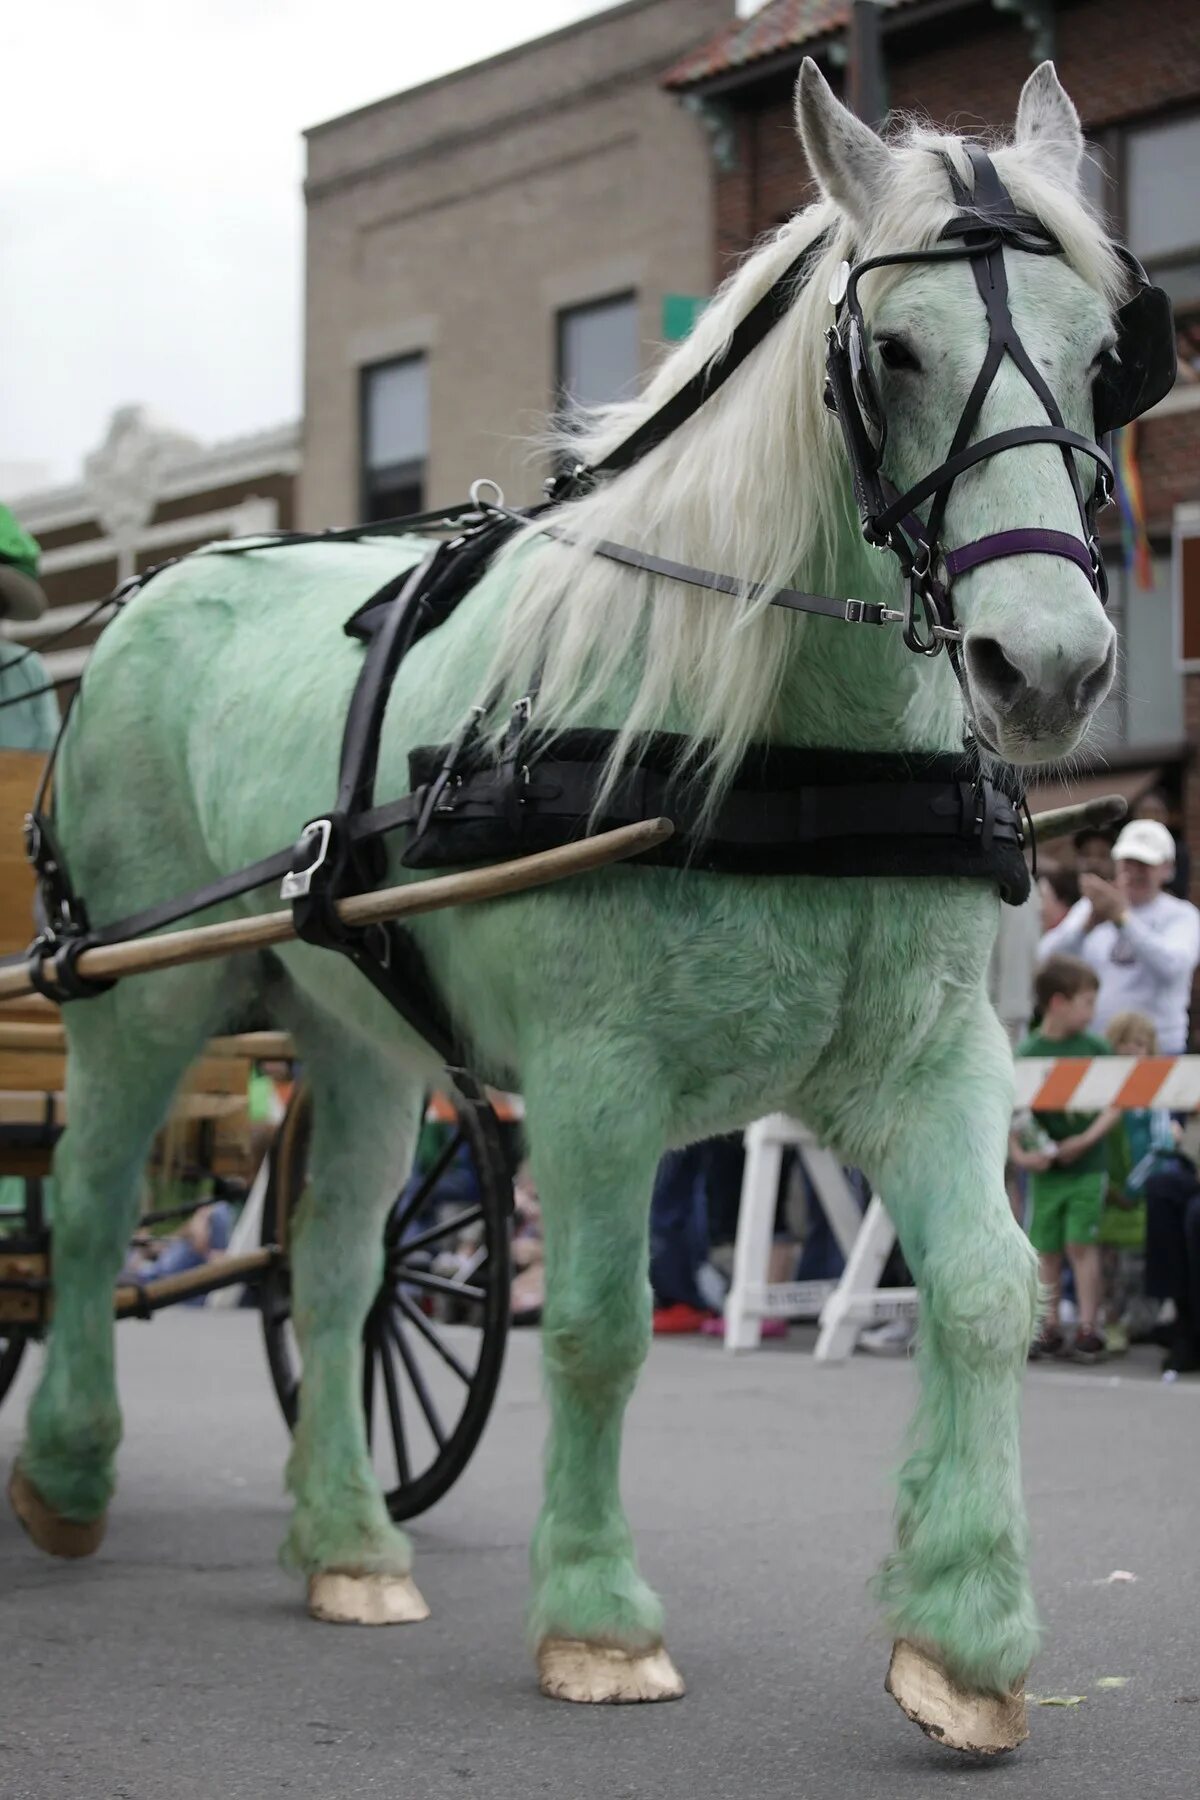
[1072,637,1116,713]
[964,636,1028,713]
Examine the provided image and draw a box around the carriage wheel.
[259,1084,513,1520]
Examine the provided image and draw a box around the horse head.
[797,59,1150,766]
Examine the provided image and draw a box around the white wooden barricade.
[723,1115,875,1352]
[726,1056,1200,1362]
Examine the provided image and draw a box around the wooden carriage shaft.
[0,1249,281,1329]
[112,1250,278,1318]
[0,797,1120,1011]
[0,818,674,1005]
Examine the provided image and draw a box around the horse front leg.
[858,999,1039,1753]
[522,1038,682,1704]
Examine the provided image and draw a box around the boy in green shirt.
[1009,955,1121,1361]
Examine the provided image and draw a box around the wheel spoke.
[386,1311,446,1449]
[396,1266,486,1304]
[395,1291,473,1384]
[388,1129,466,1243]
[456,1245,488,1282]
[362,1317,377,1449]
[378,1323,411,1487]
[399,1205,484,1259]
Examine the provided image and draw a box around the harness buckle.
[543,463,593,504]
[280,818,333,901]
[499,696,534,835]
[844,598,890,626]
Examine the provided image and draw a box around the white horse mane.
[482,123,1124,795]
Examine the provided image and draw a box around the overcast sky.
[0,0,654,492]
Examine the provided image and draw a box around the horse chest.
[572,875,998,1130]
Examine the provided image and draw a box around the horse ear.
[1014,62,1084,191]
[793,57,896,223]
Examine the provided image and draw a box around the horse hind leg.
[13,964,243,1556]
[522,1038,682,1704]
[272,996,428,1626]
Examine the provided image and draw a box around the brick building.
[663,0,1200,855]
[300,0,728,525]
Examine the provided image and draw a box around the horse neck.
[766,496,964,758]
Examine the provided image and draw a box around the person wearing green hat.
[0,504,62,751]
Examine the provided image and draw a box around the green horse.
[11,63,1129,1752]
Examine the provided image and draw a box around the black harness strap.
[23,786,424,959]
[280,547,470,1065]
[518,515,894,628]
[869,426,1113,541]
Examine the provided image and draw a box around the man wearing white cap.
[1039,818,1200,1053]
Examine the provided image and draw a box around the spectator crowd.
[1013,795,1200,1375]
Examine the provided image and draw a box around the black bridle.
[529,144,1175,733]
[828,145,1113,670]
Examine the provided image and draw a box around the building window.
[360,355,428,523]
[1125,112,1200,313]
[556,293,639,418]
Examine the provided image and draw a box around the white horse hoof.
[886,1639,1028,1754]
[307,1571,430,1626]
[537,1638,685,1704]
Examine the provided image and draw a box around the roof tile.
[662,0,922,91]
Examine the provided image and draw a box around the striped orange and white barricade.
[1013,1056,1200,1112]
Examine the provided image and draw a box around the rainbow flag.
[1113,421,1154,590]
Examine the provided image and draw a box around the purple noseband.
[897,504,1100,593]
[943,526,1099,584]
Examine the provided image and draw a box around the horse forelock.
[479,119,1123,809]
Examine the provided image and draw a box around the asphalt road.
[2,1314,1197,1800]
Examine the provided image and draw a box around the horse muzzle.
[962,623,1116,764]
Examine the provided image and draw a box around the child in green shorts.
[1009,955,1121,1361]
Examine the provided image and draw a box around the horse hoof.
[307,1571,430,1626]
[537,1638,685,1704]
[886,1639,1028,1755]
[8,1464,107,1560]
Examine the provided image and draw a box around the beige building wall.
[301,0,728,527]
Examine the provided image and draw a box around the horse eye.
[878,336,922,373]
[1092,344,1118,371]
